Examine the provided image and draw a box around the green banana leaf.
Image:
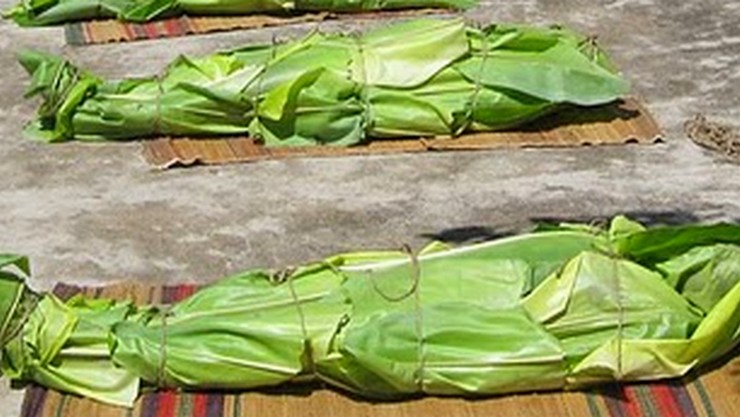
[2,216,738,407]
[0,254,31,351]
[3,0,476,26]
[18,19,629,145]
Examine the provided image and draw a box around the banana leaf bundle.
[3,0,476,26]
[18,19,629,145]
[1,216,739,407]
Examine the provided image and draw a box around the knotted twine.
[270,266,316,375]
[152,73,165,137]
[249,34,283,143]
[456,30,490,136]
[364,245,425,391]
[608,237,626,379]
[156,305,173,388]
[348,29,373,142]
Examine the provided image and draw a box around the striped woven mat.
[142,98,664,169]
[64,9,448,45]
[19,282,740,417]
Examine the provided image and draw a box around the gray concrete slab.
[0,0,739,415]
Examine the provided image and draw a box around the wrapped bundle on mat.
[3,0,475,26]
[1,216,739,407]
[18,18,629,145]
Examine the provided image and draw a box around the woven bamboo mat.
[64,9,450,45]
[18,281,740,417]
[141,97,664,169]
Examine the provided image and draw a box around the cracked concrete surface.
[0,0,739,415]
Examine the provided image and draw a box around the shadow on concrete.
[419,226,513,245]
[530,210,705,228]
[418,210,717,246]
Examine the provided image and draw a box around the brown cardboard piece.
[141,98,663,169]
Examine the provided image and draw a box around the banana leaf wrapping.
[1,216,739,407]
[17,19,629,145]
[3,0,476,26]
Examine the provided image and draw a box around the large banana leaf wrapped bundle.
[18,19,629,145]
[3,0,476,26]
[1,216,739,407]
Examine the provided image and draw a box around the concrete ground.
[0,0,739,415]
